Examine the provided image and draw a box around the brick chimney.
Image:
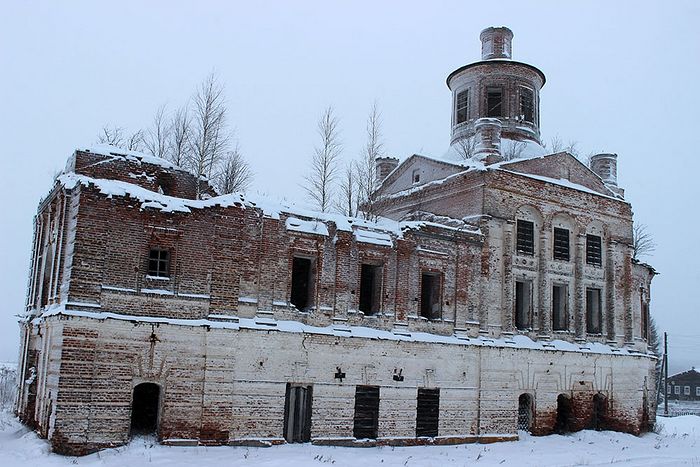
[375,156,399,187]
[480,26,513,60]
[590,153,624,197]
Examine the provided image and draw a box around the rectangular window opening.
[674,386,681,395]
[416,388,440,438]
[684,386,691,396]
[353,386,379,440]
[148,249,170,277]
[586,235,602,266]
[456,90,469,124]
[515,280,532,331]
[283,383,313,443]
[359,264,382,315]
[586,288,602,334]
[516,220,534,256]
[291,257,314,311]
[552,284,568,331]
[696,387,700,397]
[553,228,570,261]
[520,87,534,123]
[487,86,503,117]
[641,301,649,340]
[420,272,442,320]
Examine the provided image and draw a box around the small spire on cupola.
[480,26,513,60]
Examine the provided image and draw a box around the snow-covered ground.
[0,412,697,467]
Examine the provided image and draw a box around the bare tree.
[452,136,477,161]
[216,145,253,194]
[335,161,359,217]
[356,102,384,220]
[648,315,663,403]
[189,72,230,197]
[633,223,657,259]
[143,104,171,159]
[305,106,341,212]
[168,105,192,167]
[501,139,526,160]
[96,125,125,147]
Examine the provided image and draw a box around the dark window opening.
[553,228,570,261]
[412,169,420,184]
[518,393,533,432]
[283,383,313,443]
[456,90,469,124]
[586,235,602,266]
[130,382,160,435]
[554,394,572,434]
[552,285,568,331]
[353,386,380,439]
[40,243,54,307]
[416,388,440,438]
[359,264,382,315]
[148,249,170,277]
[420,272,442,320]
[591,393,608,431]
[520,88,534,123]
[487,86,503,117]
[516,220,534,256]
[291,257,313,311]
[586,288,602,334]
[641,301,649,340]
[515,280,532,331]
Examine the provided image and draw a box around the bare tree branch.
[335,161,359,217]
[453,136,477,161]
[96,125,125,147]
[144,104,171,160]
[357,102,384,220]
[215,145,253,194]
[305,106,341,212]
[633,223,657,259]
[189,72,230,197]
[168,105,192,167]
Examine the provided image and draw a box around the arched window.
[518,393,533,432]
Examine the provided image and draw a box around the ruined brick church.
[17,27,656,455]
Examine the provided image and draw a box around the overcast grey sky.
[1,1,698,373]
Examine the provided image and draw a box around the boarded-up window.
[553,228,570,261]
[516,220,534,256]
[148,249,170,277]
[283,384,312,443]
[586,235,602,266]
[586,288,602,334]
[359,264,382,315]
[291,257,313,311]
[520,87,534,123]
[353,386,379,439]
[416,388,440,437]
[420,272,442,320]
[552,284,568,331]
[456,90,469,124]
[515,280,532,330]
[487,86,503,117]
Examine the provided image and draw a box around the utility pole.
[664,332,669,416]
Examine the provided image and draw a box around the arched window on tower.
[455,90,469,124]
[487,86,503,117]
[519,87,534,123]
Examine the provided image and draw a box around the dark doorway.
[416,388,440,437]
[291,257,313,311]
[518,393,533,432]
[130,383,160,435]
[591,393,608,431]
[554,394,572,434]
[359,264,382,315]
[353,386,380,439]
[283,384,313,443]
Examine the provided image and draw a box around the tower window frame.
[519,87,534,123]
[455,89,469,124]
[486,86,503,117]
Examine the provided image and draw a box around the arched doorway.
[130,383,160,436]
[591,393,608,431]
[554,394,572,434]
[517,393,533,432]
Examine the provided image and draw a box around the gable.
[375,154,464,198]
[498,152,613,196]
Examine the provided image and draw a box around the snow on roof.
[34,303,653,359]
[496,169,625,202]
[78,144,183,172]
[57,172,479,239]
